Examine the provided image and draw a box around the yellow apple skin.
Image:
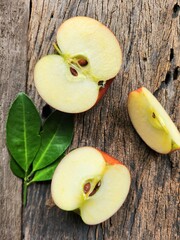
[128,87,180,154]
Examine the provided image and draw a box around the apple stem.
[53,42,63,56]
[98,81,106,88]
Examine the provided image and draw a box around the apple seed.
[89,181,101,196]
[78,59,88,67]
[70,67,78,76]
[83,182,91,194]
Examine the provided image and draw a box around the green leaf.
[31,158,61,182]
[6,93,41,172]
[10,157,25,179]
[33,111,73,171]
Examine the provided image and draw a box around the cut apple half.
[128,87,180,154]
[51,147,131,225]
[34,16,122,113]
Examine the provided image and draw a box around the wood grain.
[1,0,179,239]
[0,1,30,239]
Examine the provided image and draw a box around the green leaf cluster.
[6,93,73,205]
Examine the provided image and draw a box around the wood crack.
[154,46,179,96]
[129,183,143,237]
[172,3,180,18]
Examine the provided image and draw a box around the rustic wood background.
[0,0,179,239]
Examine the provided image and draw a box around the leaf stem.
[23,181,28,206]
[26,179,34,186]
[27,170,34,180]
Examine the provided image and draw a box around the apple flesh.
[34,16,122,113]
[51,147,131,225]
[128,87,180,154]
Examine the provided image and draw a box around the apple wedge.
[51,147,131,225]
[128,87,180,154]
[34,16,122,113]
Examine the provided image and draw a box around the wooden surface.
[0,0,179,239]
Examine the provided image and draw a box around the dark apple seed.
[89,181,101,196]
[84,182,91,194]
[78,59,88,67]
[70,67,78,76]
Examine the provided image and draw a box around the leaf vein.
[22,97,28,172]
[34,128,60,170]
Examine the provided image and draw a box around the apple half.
[128,87,180,154]
[34,16,122,113]
[51,147,131,225]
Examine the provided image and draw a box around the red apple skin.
[135,87,143,93]
[96,79,114,104]
[128,87,143,99]
[97,149,123,165]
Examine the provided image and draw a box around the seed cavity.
[78,59,88,67]
[89,181,101,197]
[83,182,91,194]
[152,112,156,118]
[70,67,78,76]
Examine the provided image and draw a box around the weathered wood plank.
[23,0,180,239]
[0,1,30,240]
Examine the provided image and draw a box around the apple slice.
[51,147,131,225]
[34,16,122,113]
[128,87,180,154]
